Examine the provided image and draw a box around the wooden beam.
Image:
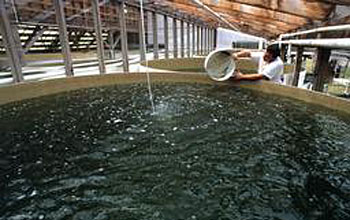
[206,0,333,20]
[139,11,146,62]
[292,46,304,86]
[192,22,195,56]
[164,15,169,59]
[91,0,106,74]
[67,0,110,22]
[201,26,204,55]
[118,1,129,72]
[173,17,178,58]
[196,25,200,55]
[108,31,115,59]
[180,20,184,58]
[313,47,331,92]
[0,0,23,83]
[187,22,190,57]
[152,12,159,59]
[53,0,74,77]
[23,26,48,53]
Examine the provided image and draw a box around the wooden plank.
[192,23,195,56]
[173,17,178,58]
[152,12,159,59]
[196,25,200,55]
[187,22,190,57]
[0,0,23,83]
[180,20,184,58]
[313,47,331,92]
[23,26,48,53]
[164,15,169,59]
[139,10,146,62]
[292,46,304,86]
[91,0,106,74]
[108,31,115,59]
[54,0,74,77]
[118,1,129,72]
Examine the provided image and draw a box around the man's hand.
[232,70,243,81]
[232,53,238,61]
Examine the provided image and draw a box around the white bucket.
[204,48,236,81]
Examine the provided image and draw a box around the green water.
[1,83,350,220]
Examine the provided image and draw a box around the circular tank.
[1,71,350,220]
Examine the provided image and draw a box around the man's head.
[263,44,280,63]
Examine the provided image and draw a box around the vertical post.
[201,26,204,55]
[180,20,184,58]
[203,27,206,54]
[108,31,115,60]
[313,47,331,92]
[118,1,129,72]
[173,17,178,58]
[187,22,190,57]
[342,58,350,78]
[180,20,185,57]
[197,25,200,55]
[139,10,146,62]
[0,0,23,82]
[152,12,158,59]
[214,28,217,49]
[292,46,304,87]
[91,0,106,74]
[164,15,169,59]
[208,28,211,52]
[287,43,292,63]
[206,27,209,53]
[193,24,196,55]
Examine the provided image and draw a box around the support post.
[201,26,204,55]
[287,43,292,63]
[187,22,190,57]
[24,26,48,53]
[164,15,169,59]
[152,12,158,59]
[91,0,106,74]
[214,28,217,49]
[193,24,196,54]
[118,1,129,72]
[208,28,211,52]
[0,0,23,82]
[108,31,115,60]
[197,25,200,55]
[139,10,146,62]
[173,18,178,58]
[313,47,331,92]
[292,46,304,86]
[180,20,184,58]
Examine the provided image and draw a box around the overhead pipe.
[280,24,350,39]
[278,38,350,49]
[190,0,239,31]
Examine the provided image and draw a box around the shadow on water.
[0,83,350,220]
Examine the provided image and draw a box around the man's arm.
[233,70,269,81]
[232,50,252,60]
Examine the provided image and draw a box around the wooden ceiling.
[147,0,350,39]
[8,0,350,39]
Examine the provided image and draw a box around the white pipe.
[190,0,239,31]
[280,24,350,39]
[278,38,350,49]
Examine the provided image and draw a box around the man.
[232,44,284,83]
